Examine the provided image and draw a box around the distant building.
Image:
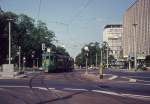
[123,0,150,59]
[103,24,123,60]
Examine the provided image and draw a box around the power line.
[69,0,92,25]
[37,0,42,21]
[47,20,68,26]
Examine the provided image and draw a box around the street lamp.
[36,58,39,68]
[23,57,26,72]
[100,45,103,65]
[106,46,109,68]
[7,18,13,64]
[84,46,89,74]
[105,43,109,68]
[99,43,104,79]
[18,46,21,72]
[96,52,98,68]
[133,23,137,71]
[31,51,35,71]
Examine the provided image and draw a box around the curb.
[0,74,27,79]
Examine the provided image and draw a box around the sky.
[0,0,136,58]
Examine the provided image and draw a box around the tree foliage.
[0,8,59,66]
[75,41,115,67]
[55,46,70,56]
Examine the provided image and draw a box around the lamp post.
[32,51,35,71]
[84,46,89,75]
[128,34,131,70]
[18,46,21,72]
[100,46,103,65]
[133,23,137,71]
[7,18,13,64]
[128,54,131,70]
[99,44,104,79]
[36,58,39,68]
[23,57,26,72]
[105,43,109,68]
[96,52,98,68]
[106,46,109,68]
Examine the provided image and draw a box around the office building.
[123,0,150,59]
[103,24,123,60]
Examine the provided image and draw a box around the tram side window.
[46,56,49,59]
[50,56,53,60]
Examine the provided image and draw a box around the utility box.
[2,64,14,78]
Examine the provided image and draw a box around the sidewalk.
[0,71,27,79]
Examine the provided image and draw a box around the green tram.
[42,52,74,72]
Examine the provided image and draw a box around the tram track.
[0,87,29,104]
[28,71,71,104]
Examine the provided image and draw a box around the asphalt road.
[0,70,150,104]
[104,69,150,82]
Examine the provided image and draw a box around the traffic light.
[31,51,35,58]
[42,43,45,51]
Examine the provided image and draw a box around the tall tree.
[0,9,56,66]
[75,41,114,67]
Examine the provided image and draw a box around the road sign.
[42,43,45,51]
[137,53,145,59]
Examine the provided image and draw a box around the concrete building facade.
[103,24,123,60]
[123,0,150,59]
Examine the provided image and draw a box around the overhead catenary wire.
[67,0,94,50]
[37,0,42,21]
[69,0,92,25]
[36,0,93,57]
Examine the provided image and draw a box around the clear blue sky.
[0,0,136,58]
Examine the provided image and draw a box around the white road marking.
[1,85,150,100]
[128,82,150,86]
[33,87,48,90]
[0,85,29,88]
[122,93,150,99]
[49,87,56,90]
[129,78,137,82]
[92,90,150,100]
[109,75,118,80]
[92,90,119,96]
[123,76,150,83]
[127,76,150,79]
[0,85,55,91]
[63,88,88,91]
